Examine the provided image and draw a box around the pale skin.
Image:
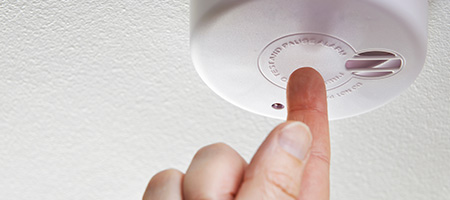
[143,68,330,200]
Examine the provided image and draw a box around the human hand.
[143,67,330,200]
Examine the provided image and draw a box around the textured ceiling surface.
[0,0,449,199]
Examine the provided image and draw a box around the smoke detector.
[190,0,428,120]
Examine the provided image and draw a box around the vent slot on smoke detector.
[345,51,403,78]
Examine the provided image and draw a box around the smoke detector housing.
[190,0,428,120]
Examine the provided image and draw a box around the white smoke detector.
[190,0,428,120]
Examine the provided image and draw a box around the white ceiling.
[0,0,449,199]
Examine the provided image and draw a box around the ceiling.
[0,0,449,199]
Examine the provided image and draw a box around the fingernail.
[278,122,312,161]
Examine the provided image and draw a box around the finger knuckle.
[311,149,331,166]
[188,194,233,200]
[205,142,233,151]
[194,142,233,158]
[149,169,183,186]
[288,106,327,116]
[264,169,299,200]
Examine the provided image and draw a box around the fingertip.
[287,67,328,119]
[289,67,324,82]
[278,121,313,161]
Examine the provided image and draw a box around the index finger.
[286,67,330,200]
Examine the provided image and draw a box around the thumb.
[236,121,313,200]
